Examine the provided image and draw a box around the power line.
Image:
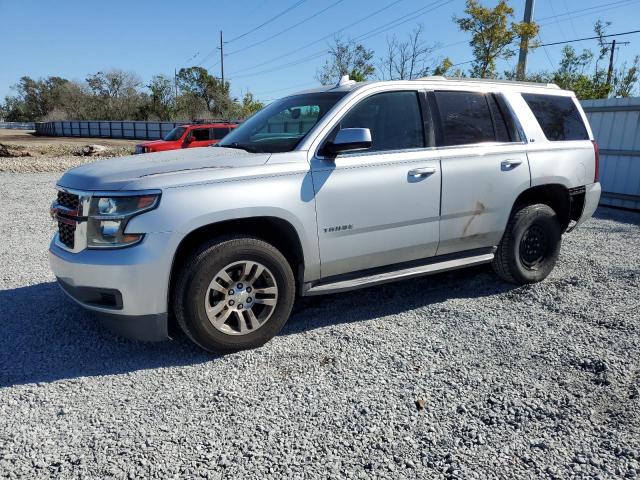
[227,0,406,76]
[227,0,346,56]
[536,0,638,22]
[230,50,327,79]
[540,29,640,46]
[354,0,455,43]
[561,0,581,39]
[546,0,568,44]
[229,0,454,80]
[226,0,309,44]
[230,0,454,80]
[253,81,319,97]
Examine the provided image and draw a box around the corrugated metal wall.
[34,120,186,140]
[582,97,640,210]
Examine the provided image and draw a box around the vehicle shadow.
[0,266,516,388]
[285,265,515,336]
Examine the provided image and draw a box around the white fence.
[582,97,640,210]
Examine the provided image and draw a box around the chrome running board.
[303,252,495,296]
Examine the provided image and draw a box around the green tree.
[2,76,69,121]
[455,0,538,78]
[85,69,147,119]
[316,38,375,85]
[146,75,175,120]
[237,92,264,118]
[509,22,639,99]
[176,67,233,118]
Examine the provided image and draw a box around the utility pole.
[606,39,616,86]
[174,68,178,101]
[219,31,225,84]
[516,0,535,80]
[605,39,630,87]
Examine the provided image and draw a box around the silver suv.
[50,76,601,352]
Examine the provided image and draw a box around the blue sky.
[1,0,639,103]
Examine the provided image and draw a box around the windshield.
[163,127,186,141]
[218,92,347,153]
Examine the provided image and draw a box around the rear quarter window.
[522,93,589,141]
[210,127,231,140]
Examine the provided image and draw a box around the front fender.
[126,172,321,281]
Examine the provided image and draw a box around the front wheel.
[492,203,562,284]
[172,236,295,353]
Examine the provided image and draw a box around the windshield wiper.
[218,142,260,153]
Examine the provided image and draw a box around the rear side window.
[434,91,496,146]
[522,93,589,141]
[191,128,209,141]
[210,127,230,140]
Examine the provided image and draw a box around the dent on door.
[437,147,530,255]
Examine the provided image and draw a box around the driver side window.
[325,91,426,153]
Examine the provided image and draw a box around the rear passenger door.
[431,90,531,255]
[188,128,212,148]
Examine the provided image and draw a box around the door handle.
[501,159,523,170]
[408,166,437,177]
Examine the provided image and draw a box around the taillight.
[592,140,600,182]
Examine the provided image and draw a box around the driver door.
[311,90,441,278]
[186,128,212,148]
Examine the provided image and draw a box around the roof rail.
[415,76,560,89]
[191,119,241,124]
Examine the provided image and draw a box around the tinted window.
[522,93,589,141]
[210,127,230,140]
[487,95,512,142]
[219,92,346,153]
[192,128,209,141]
[330,91,425,152]
[435,91,495,146]
[163,127,185,141]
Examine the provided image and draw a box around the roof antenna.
[336,75,356,87]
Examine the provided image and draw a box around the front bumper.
[49,232,176,341]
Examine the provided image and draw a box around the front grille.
[57,190,79,211]
[58,221,76,249]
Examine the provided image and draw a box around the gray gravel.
[1,171,639,479]
[0,155,105,174]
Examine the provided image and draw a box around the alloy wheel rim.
[519,224,549,270]
[204,260,278,336]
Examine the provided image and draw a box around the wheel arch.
[511,184,579,232]
[169,216,306,306]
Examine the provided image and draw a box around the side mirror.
[185,134,195,143]
[324,128,371,156]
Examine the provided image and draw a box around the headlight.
[86,193,160,248]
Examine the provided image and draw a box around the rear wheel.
[493,204,561,284]
[173,236,295,353]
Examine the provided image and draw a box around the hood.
[138,139,171,146]
[57,147,271,191]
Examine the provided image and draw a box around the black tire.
[492,203,562,284]
[172,235,295,353]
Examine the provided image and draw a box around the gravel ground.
[0,171,639,479]
[0,155,105,174]
[0,130,136,173]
